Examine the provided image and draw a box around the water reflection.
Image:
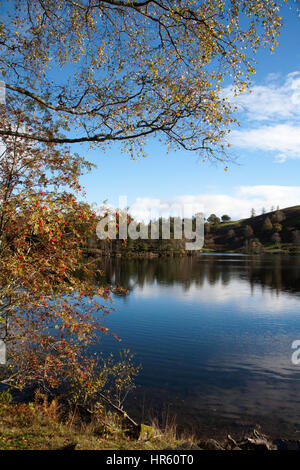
[95,254,300,438]
[100,254,300,296]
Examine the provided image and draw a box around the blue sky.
[78,2,300,221]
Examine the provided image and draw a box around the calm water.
[95,254,300,438]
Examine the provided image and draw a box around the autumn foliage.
[0,102,111,391]
[0,0,285,160]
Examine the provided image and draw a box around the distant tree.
[273,223,282,233]
[141,241,149,252]
[272,210,286,223]
[243,225,254,238]
[292,230,300,246]
[207,235,215,244]
[271,232,281,245]
[221,215,231,223]
[261,207,266,215]
[250,238,264,254]
[270,206,275,212]
[226,229,236,239]
[207,214,220,225]
[262,216,273,232]
[204,222,211,235]
[251,208,256,218]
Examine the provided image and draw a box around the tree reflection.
[97,255,300,297]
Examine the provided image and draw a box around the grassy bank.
[1,394,295,450]
[0,398,196,451]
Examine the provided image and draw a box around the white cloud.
[230,124,300,162]
[225,71,300,121]
[129,185,300,221]
[224,71,300,161]
[134,278,300,313]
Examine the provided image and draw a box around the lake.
[95,254,300,439]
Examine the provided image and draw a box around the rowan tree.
[0,0,285,160]
[0,102,117,394]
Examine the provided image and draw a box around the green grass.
[219,219,245,228]
[0,401,196,450]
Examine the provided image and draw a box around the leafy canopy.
[0,0,284,159]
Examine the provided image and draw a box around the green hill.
[204,205,300,254]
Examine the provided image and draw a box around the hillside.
[86,206,300,256]
[204,205,300,254]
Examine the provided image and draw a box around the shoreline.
[1,400,299,450]
[84,247,300,258]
